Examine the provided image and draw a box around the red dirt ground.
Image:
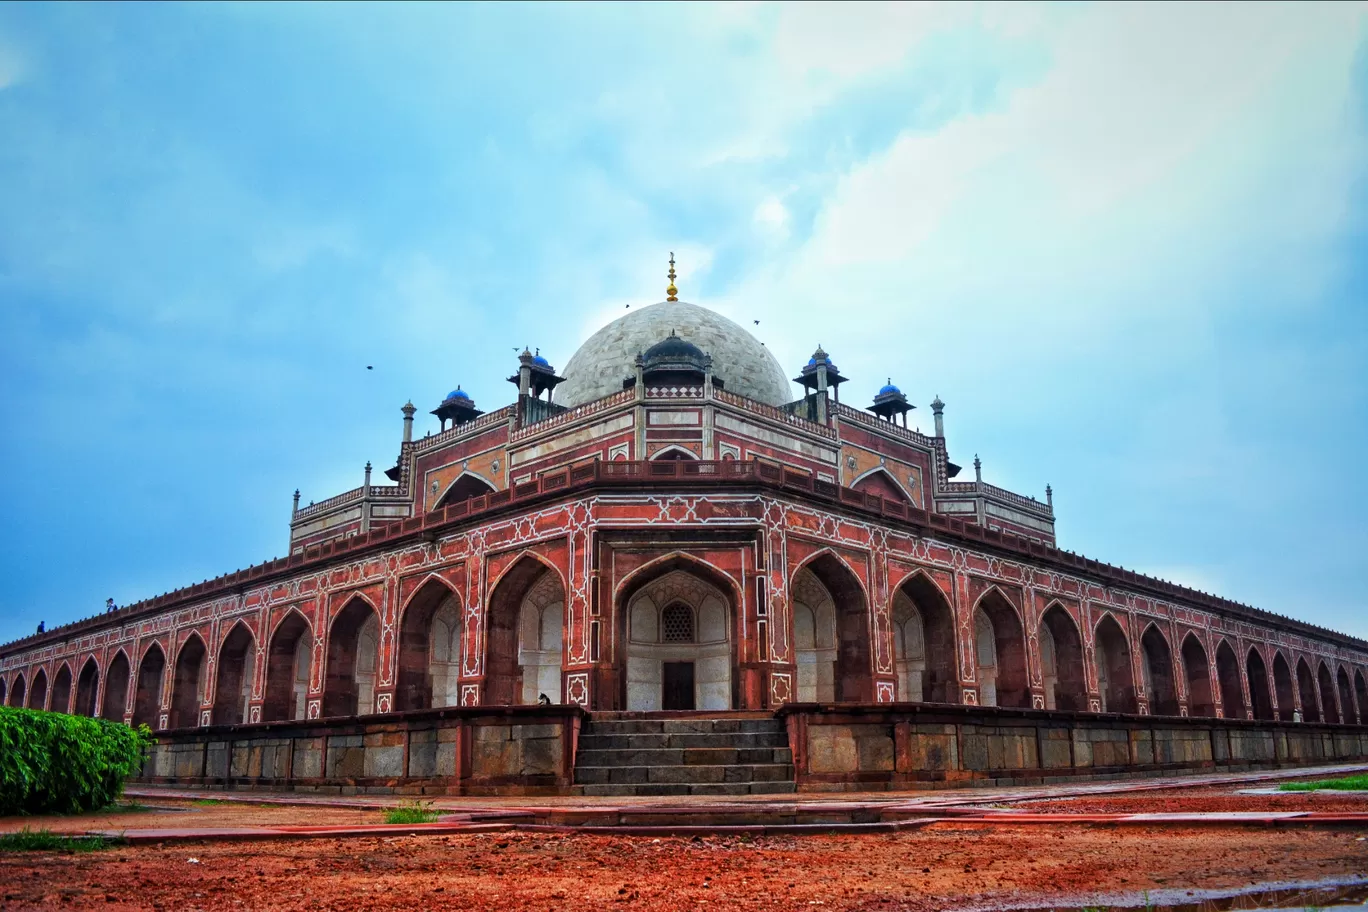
[1012,784,1368,815]
[1,826,1365,911]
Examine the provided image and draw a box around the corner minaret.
[931,395,945,437]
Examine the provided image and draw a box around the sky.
[1,1,1366,645]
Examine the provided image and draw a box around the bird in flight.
[753,320,760,325]
[366,365,373,370]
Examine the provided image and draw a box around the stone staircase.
[574,713,797,797]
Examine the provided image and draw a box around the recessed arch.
[972,587,1030,708]
[0,675,6,707]
[133,642,166,728]
[1318,660,1341,724]
[322,595,381,718]
[49,662,73,714]
[171,632,208,728]
[1214,640,1246,719]
[1139,624,1179,716]
[649,444,699,461]
[1335,666,1356,725]
[75,657,100,717]
[1094,613,1138,714]
[1180,634,1215,717]
[263,610,314,722]
[1296,657,1320,722]
[487,553,573,706]
[850,467,911,503]
[890,569,956,703]
[102,650,131,721]
[1354,668,1368,724]
[434,471,496,510]
[395,576,465,711]
[1246,647,1275,721]
[799,550,875,703]
[7,673,24,708]
[792,567,838,702]
[27,667,48,710]
[1039,602,1087,711]
[1272,651,1296,722]
[212,621,256,725]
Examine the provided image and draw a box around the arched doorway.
[1140,626,1179,716]
[171,635,208,728]
[1214,641,1245,719]
[1355,670,1368,724]
[486,557,567,706]
[322,597,380,717]
[435,473,496,509]
[792,568,837,702]
[1181,635,1215,717]
[102,651,131,721]
[50,664,72,714]
[1246,649,1275,721]
[8,674,24,708]
[973,590,1029,708]
[1094,615,1137,714]
[1336,668,1356,724]
[623,561,735,711]
[133,644,166,728]
[75,658,100,717]
[212,623,256,725]
[1272,653,1296,721]
[1296,658,1320,722]
[27,669,47,710]
[1318,662,1340,724]
[1039,604,1087,711]
[263,612,313,722]
[892,572,955,703]
[395,580,464,711]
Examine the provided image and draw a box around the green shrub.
[0,706,153,816]
[384,800,439,825]
[0,827,122,853]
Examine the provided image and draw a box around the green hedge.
[0,707,152,815]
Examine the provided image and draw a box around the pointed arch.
[798,550,874,703]
[1214,640,1245,719]
[1355,668,1368,724]
[322,595,381,717]
[7,673,24,708]
[263,609,314,722]
[1094,613,1137,714]
[1139,624,1179,716]
[171,632,208,728]
[212,621,256,725]
[49,662,73,714]
[972,587,1029,708]
[1317,660,1340,724]
[1246,647,1274,721]
[133,642,166,728]
[395,576,465,711]
[434,471,496,510]
[1335,666,1356,724]
[792,566,838,702]
[649,445,699,461]
[487,553,573,706]
[1180,634,1215,717]
[27,667,48,710]
[851,467,911,503]
[0,675,6,707]
[102,650,131,721]
[1296,657,1320,722]
[1039,602,1087,711]
[75,657,100,717]
[1271,651,1296,721]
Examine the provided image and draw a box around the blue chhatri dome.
[879,381,901,396]
[446,386,471,401]
[807,357,817,367]
[532,355,550,367]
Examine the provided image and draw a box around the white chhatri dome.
[557,300,794,408]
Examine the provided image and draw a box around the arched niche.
[1214,641,1246,719]
[1296,657,1320,722]
[1355,669,1368,724]
[322,597,380,718]
[1139,626,1179,716]
[75,658,100,717]
[395,580,465,711]
[102,651,131,721]
[1272,652,1296,722]
[212,623,256,725]
[263,612,313,722]
[27,668,48,710]
[1180,635,1215,717]
[1246,648,1275,721]
[851,468,909,503]
[1318,661,1341,724]
[892,572,955,704]
[133,643,166,728]
[791,567,837,702]
[7,673,24,708]
[171,635,208,728]
[50,663,72,714]
[1336,667,1356,724]
[1038,604,1086,711]
[973,589,1029,708]
[435,473,496,510]
[0,676,6,706]
[485,556,566,706]
[624,564,734,711]
[1094,614,1137,714]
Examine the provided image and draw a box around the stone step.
[574,763,795,786]
[575,747,793,767]
[579,780,797,797]
[577,731,790,751]
[580,718,786,736]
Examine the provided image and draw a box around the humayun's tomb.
[3,260,1366,795]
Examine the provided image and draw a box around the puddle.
[964,877,1368,912]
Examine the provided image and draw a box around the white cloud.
[752,195,790,241]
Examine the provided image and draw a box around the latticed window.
[661,603,695,643]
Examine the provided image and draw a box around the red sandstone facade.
[3,299,1366,735]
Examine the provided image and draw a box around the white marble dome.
[556,300,795,408]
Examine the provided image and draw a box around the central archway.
[1039,604,1086,711]
[892,572,955,703]
[1140,625,1178,716]
[622,559,736,711]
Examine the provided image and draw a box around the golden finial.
[666,252,678,301]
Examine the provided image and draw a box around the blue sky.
[1,2,1366,644]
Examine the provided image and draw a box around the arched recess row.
[102,651,131,721]
[1335,667,1356,724]
[1094,614,1137,714]
[1180,634,1215,718]
[171,634,208,729]
[1039,604,1087,711]
[50,664,72,714]
[75,658,100,717]
[1355,669,1368,724]
[1318,661,1341,724]
[263,611,313,723]
[322,597,380,718]
[133,643,166,728]
[972,589,1030,708]
[395,579,466,712]
[891,571,954,704]
[1296,658,1320,722]
[213,623,256,725]
[1139,625,1179,716]
[1246,647,1275,721]
[1272,652,1296,722]
[27,668,48,710]
[5,673,23,708]
[1214,640,1246,719]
